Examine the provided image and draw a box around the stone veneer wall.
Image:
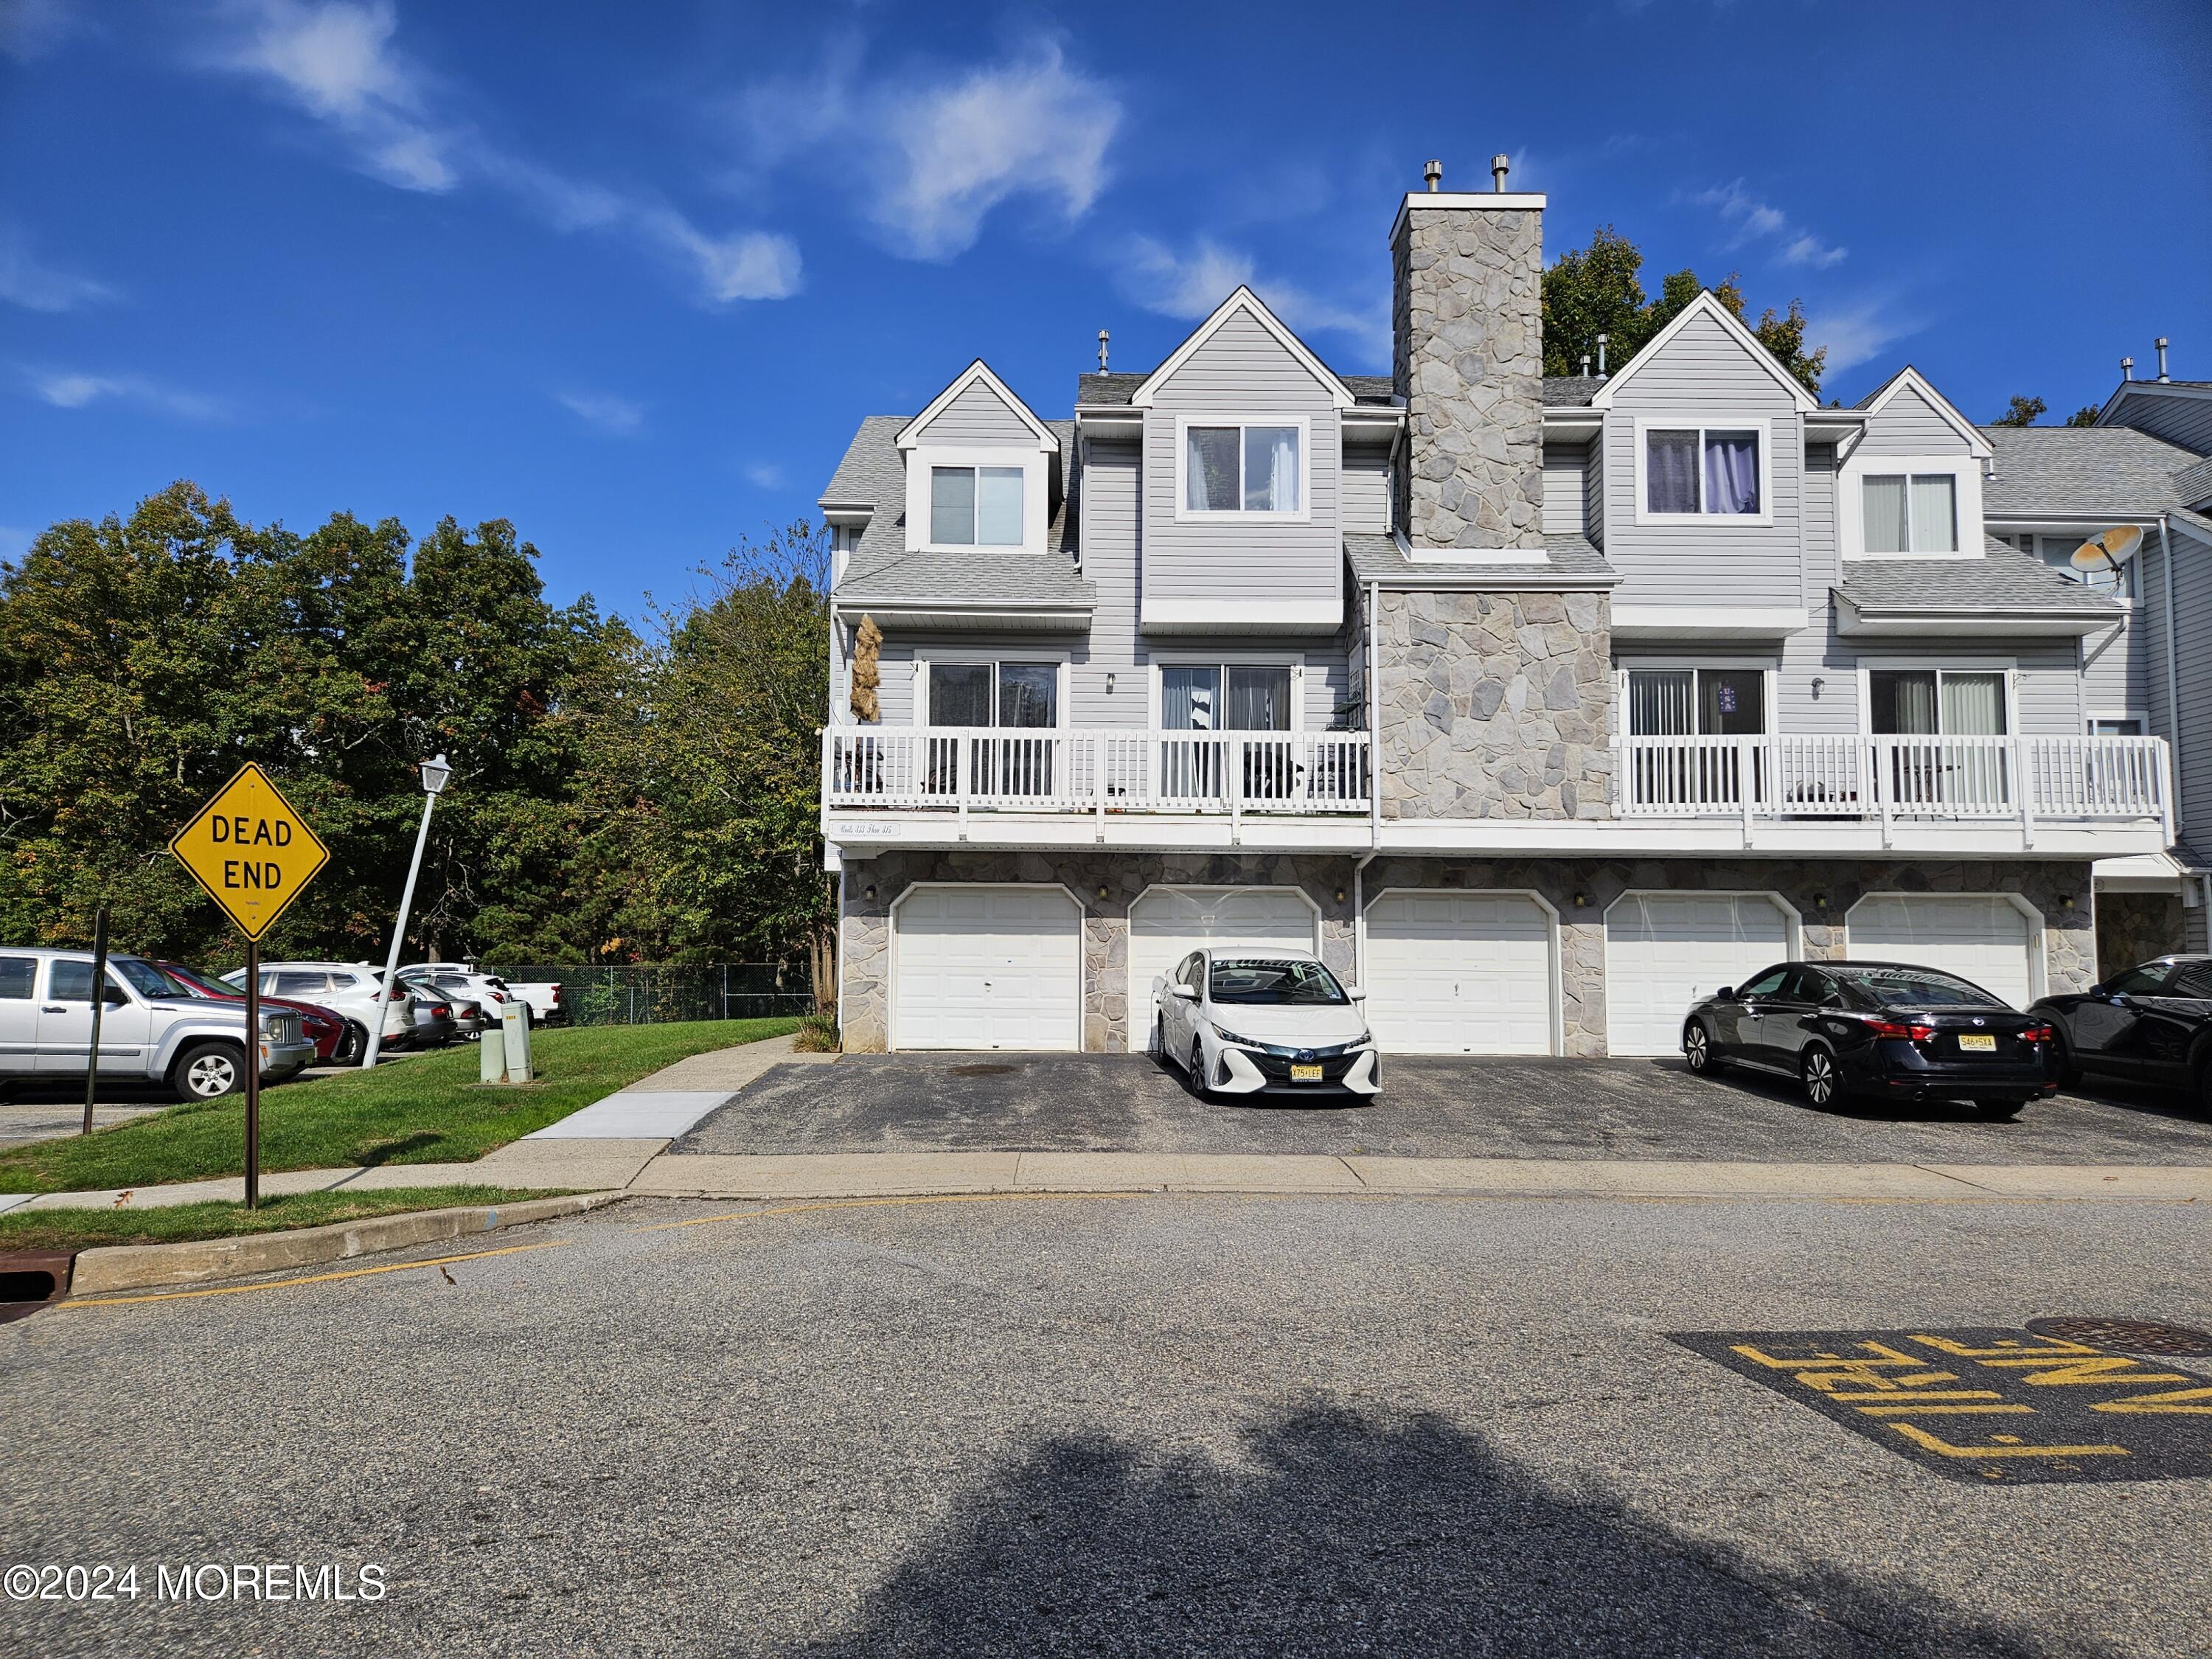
[838,852,2096,1056]
[2094,891,2186,978]
[837,852,1357,1054]
[1391,202,1545,551]
[1375,589,1614,820]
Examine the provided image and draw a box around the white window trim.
[1632,417,1775,528]
[1838,453,1983,560]
[1854,658,2017,737]
[914,652,1071,730]
[2025,530,2137,604]
[2087,709,2150,736]
[1147,653,1307,734]
[1616,661,1778,737]
[1172,414,1313,524]
[905,445,1051,555]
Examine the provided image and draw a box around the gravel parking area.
[670,1051,2212,1166]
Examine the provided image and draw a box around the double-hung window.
[929,465,1025,547]
[1644,427,1762,517]
[1183,424,1302,515]
[1861,474,1958,554]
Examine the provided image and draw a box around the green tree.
[1542,226,1827,396]
[1993,394,2048,426]
[2066,406,2100,428]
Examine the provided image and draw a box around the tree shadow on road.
[794,1402,2085,1658]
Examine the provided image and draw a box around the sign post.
[80,906,110,1137]
[168,765,330,1208]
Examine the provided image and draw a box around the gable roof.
[894,360,1058,453]
[1127,287,1356,411]
[1589,290,1818,413]
[2096,376,2212,428]
[1979,425,2202,518]
[1851,366,1994,459]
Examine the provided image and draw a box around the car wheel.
[2196,1060,2212,1121]
[333,1020,367,1064]
[1683,1020,1722,1076]
[173,1040,246,1103]
[1972,1098,2028,1121]
[1800,1044,1842,1110]
[2048,1028,2082,1089]
[1187,1038,1211,1098]
[1152,1014,1166,1062]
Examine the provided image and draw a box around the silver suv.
[0,950,316,1102]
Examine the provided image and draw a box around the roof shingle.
[1980,425,2202,517]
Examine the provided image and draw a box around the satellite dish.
[2071,526,2143,571]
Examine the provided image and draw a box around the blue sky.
[3,0,2206,621]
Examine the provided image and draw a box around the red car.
[156,961,353,1063]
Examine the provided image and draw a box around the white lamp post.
[362,754,452,1068]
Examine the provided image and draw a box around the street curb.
[65,1192,627,1295]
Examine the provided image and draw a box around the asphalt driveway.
[670,1051,2212,1166]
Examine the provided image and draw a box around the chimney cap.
[1423,159,1442,192]
[1492,153,1510,192]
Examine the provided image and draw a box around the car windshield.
[1828,965,2005,1009]
[159,964,232,998]
[111,957,193,999]
[1207,958,1349,1006]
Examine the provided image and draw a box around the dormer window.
[1644,428,1762,516]
[1863,474,1957,554]
[1180,420,1304,515]
[931,465,1025,546]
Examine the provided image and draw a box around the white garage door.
[1847,894,2036,1008]
[1130,886,1318,1051]
[1607,893,1792,1056]
[892,886,1082,1051]
[1364,891,1555,1054]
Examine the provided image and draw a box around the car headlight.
[1210,1023,1254,1047]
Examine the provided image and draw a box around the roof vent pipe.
[1492,153,1510,192]
[1579,353,1591,377]
[2156,337,2171,382]
[2122,356,2134,381]
[1596,333,1608,380]
[1097,329,1109,372]
[1423,159,1441,192]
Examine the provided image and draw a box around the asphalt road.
[672,1052,2212,1165]
[3,1192,2208,1657]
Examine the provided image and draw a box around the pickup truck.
[0,949,316,1102]
[415,962,568,1028]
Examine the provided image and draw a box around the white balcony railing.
[1618,733,2171,830]
[824,728,1372,816]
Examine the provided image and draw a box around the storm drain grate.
[2025,1315,2212,1357]
[946,1063,1020,1077]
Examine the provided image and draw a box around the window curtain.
[1225,667,1292,731]
[1161,667,1217,730]
[1941,672,2006,736]
[1863,476,1910,553]
[1245,427,1299,512]
[1627,670,1694,736]
[975,468,1024,546]
[928,662,992,727]
[1646,432,1700,513]
[1697,669,1764,736]
[1186,428,1237,512]
[1703,433,1761,515]
[1871,670,1938,735]
[1910,475,1956,552]
[930,467,975,545]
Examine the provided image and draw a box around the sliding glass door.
[1160,664,1293,802]
[925,661,1060,798]
[1871,669,2007,809]
[1627,668,1766,808]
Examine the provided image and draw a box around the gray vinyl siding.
[2012,641,2090,734]
[1542,442,1585,538]
[1804,445,1839,595]
[1342,446,1392,535]
[2079,607,2149,720]
[1855,384,1973,456]
[2112,393,2212,457]
[1140,308,1342,627]
[2156,521,2212,841]
[914,380,1039,446]
[1600,307,1805,610]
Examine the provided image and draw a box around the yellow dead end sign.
[168,763,330,940]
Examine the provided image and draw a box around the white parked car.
[1152,948,1379,1098]
[412,962,567,1028]
[223,961,416,1053]
[0,949,315,1101]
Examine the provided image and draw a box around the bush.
[792,1012,841,1054]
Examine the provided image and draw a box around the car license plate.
[1290,1063,1324,1082]
[1958,1034,1997,1053]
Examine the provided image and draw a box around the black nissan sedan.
[1682,961,2056,1118]
[2030,956,2212,1113]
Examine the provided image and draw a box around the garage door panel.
[1607,894,1790,1057]
[1848,895,2034,1008]
[1129,887,1318,1051]
[894,887,1082,1051]
[1365,891,1554,1055]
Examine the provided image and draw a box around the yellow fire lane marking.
[58,1241,569,1307]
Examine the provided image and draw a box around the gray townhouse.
[814,166,2183,1057]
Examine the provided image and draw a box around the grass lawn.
[0,1017,799,1196]
[0,1186,567,1255]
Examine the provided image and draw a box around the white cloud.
[1693,178,1845,268]
[212,2,799,303]
[1122,236,1387,361]
[743,462,785,490]
[26,369,230,422]
[1803,300,1914,374]
[0,0,82,61]
[0,226,118,312]
[733,38,1121,262]
[554,390,644,437]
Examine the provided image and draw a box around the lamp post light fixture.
[361,754,451,1068]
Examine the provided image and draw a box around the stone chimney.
[1391,172,1548,551]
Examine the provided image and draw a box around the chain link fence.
[484,963,818,1027]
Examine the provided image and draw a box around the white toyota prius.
[1152,947,1380,1099]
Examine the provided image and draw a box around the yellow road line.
[58,1240,569,1307]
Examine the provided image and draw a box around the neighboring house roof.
[1077,370,1399,408]
[1980,425,2203,518]
[1343,532,1619,591]
[1833,537,2121,619]
[2171,453,2212,509]
[1543,376,1603,407]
